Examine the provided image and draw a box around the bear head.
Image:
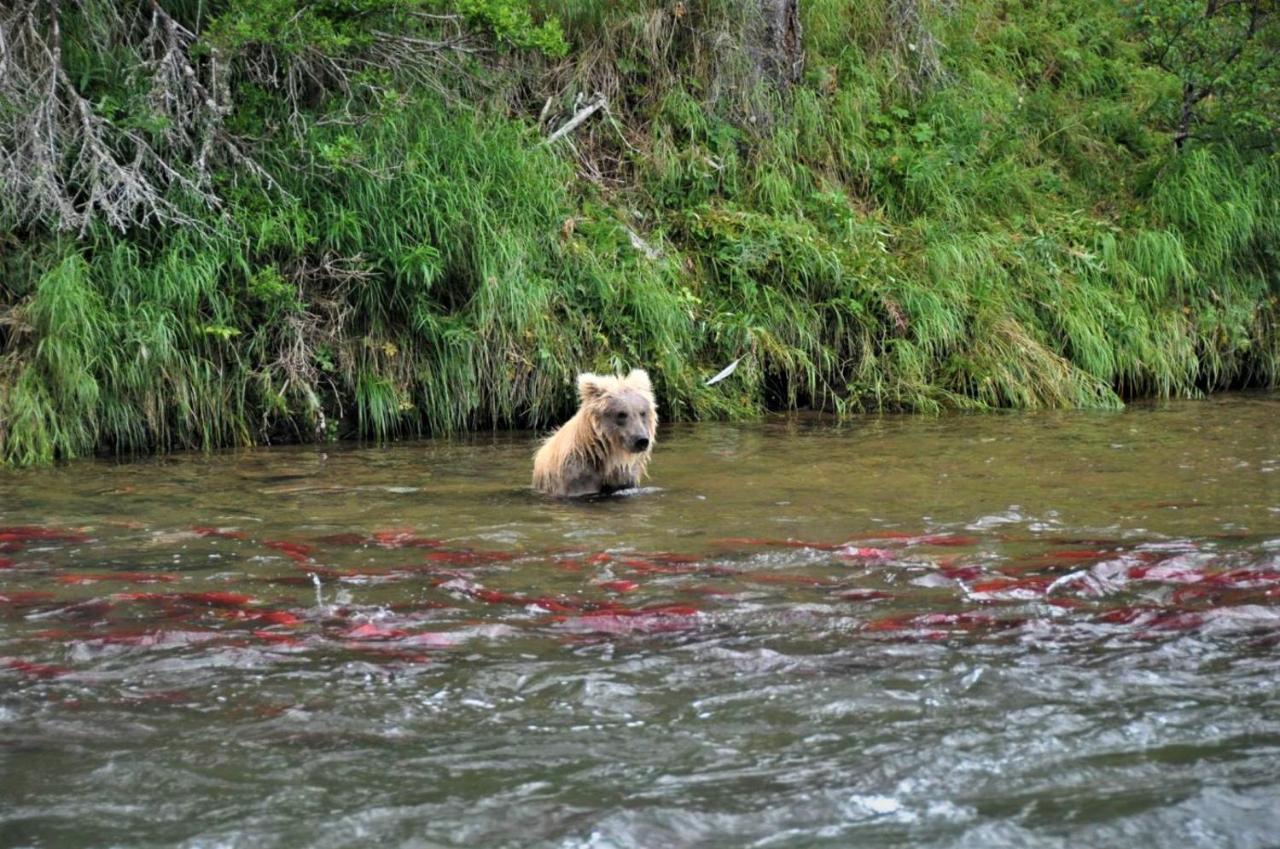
[577,369,658,456]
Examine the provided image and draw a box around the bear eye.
[616,412,628,422]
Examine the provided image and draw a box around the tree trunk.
[756,0,804,89]
[1175,81,1209,150]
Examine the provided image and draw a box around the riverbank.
[2,0,1277,465]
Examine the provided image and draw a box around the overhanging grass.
[1,0,1277,464]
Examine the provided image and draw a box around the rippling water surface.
[2,394,1279,848]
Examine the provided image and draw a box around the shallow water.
[2,394,1279,848]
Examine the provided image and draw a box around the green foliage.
[205,0,566,57]
[1126,0,1280,149]
[205,0,363,55]
[1,0,1278,465]
[454,0,568,55]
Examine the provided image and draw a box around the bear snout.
[632,436,650,452]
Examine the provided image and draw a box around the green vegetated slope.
[1,0,1277,464]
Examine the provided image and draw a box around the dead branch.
[544,93,608,145]
[261,253,372,434]
[887,0,949,95]
[0,0,263,233]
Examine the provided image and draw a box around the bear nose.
[633,436,650,451]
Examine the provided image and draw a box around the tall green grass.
[1,0,1276,464]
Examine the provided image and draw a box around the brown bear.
[532,369,658,497]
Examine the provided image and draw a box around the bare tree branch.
[0,0,268,233]
[544,93,607,145]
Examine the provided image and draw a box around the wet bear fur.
[532,369,658,497]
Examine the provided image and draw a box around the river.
[2,393,1278,848]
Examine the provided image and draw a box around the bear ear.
[624,369,651,392]
[577,373,606,404]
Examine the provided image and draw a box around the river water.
[2,394,1278,848]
